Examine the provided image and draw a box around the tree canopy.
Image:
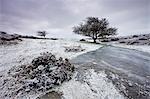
[37,31,47,38]
[73,17,117,43]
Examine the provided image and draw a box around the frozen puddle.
[58,69,124,99]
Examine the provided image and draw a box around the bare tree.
[37,31,47,38]
[73,17,117,43]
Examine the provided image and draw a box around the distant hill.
[0,31,22,45]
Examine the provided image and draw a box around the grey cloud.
[0,0,149,37]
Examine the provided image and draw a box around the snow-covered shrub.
[1,52,74,98]
[64,45,85,52]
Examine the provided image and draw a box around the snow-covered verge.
[57,69,125,99]
[111,44,150,53]
[0,39,101,73]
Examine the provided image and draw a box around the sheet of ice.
[58,69,125,99]
[0,39,101,73]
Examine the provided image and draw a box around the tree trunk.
[92,33,97,43]
[93,38,96,43]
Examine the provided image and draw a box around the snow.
[0,38,101,73]
[0,39,126,99]
[110,44,150,53]
[58,69,124,99]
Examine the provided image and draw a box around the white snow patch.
[58,69,125,99]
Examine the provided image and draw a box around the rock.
[127,40,139,45]
[119,41,126,43]
[138,37,148,40]
[80,39,86,41]
[128,82,133,87]
[51,38,58,40]
[101,39,110,42]
[25,88,30,92]
[132,35,139,38]
[38,65,44,71]
[111,38,119,41]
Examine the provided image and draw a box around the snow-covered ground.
[0,38,127,99]
[1,38,149,99]
[58,69,124,99]
[0,38,101,73]
[111,44,150,53]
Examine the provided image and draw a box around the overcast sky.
[0,0,150,38]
